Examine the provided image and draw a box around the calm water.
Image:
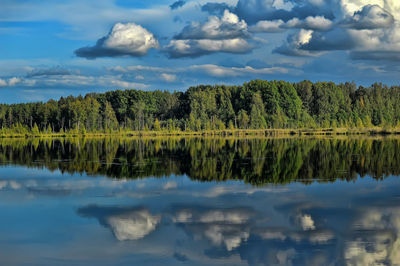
[0,137,400,265]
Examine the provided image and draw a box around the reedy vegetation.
[1,80,399,135]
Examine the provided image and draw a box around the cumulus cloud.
[301,28,358,51]
[342,4,394,29]
[78,206,161,241]
[9,181,22,190]
[106,210,161,241]
[201,224,250,251]
[8,77,21,86]
[270,1,400,61]
[173,207,254,251]
[344,207,400,266]
[75,23,159,59]
[250,16,333,33]
[340,0,400,18]
[0,181,7,190]
[175,10,249,40]
[274,26,372,56]
[284,16,333,31]
[0,78,7,87]
[274,29,321,56]
[254,227,334,244]
[166,10,256,58]
[170,0,186,10]
[250,19,285,33]
[0,77,25,87]
[276,249,296,265]
[165,38,253,58]
[296,213,316,231]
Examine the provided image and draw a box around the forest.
[0,80,399,134]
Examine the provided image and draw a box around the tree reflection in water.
[0,137,398,185]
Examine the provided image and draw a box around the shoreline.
[1,127,400,138]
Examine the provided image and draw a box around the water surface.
[0,137,399,265]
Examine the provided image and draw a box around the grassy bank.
[1,127,400,138]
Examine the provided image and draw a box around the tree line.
[1,80,399,133]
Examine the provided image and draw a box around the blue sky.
[0,0,400,103]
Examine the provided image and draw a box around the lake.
[0,137,399,265]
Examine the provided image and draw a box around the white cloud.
[109,65,169,73]
[272,1,400,61]
[190,64,288,77]
[8,77,21,86]
[198,210,251,224]
[297,29,314,45]
[275,29,322,56]
[176,10,249,40]
[162,180,178,189]
[106,209,161,241]
[340,0,400,18]
[7,74,149,90]
[342,4,394,29]
[202,224,250,251]
[286,16,333,31]
[0,79,7,87]
[109,63,289,80]
[9,181,21,190]
[166,38,254,58]
[160,73,177,82]
[296,213,316,231]
[108,79,148,89]
[197,184,289,197]
[344,207,400,265]
[0,181,8,189]
[276,249,296,265]
[166,10,256,58]
[173,207,254,251]
[257,229,287,241]
[272,0,294,11]
[0,76,37,88]
[250,19,285,33]
[250,16,333,33]
[75,22,159,58]
[104,23,159,53]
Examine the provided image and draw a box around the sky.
[0,0,400,103]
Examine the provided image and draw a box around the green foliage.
[250,93,267,129]
[153,119,161,131]
[0,79,399,133]
[237,110,249,129]
[32,123,40,135]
